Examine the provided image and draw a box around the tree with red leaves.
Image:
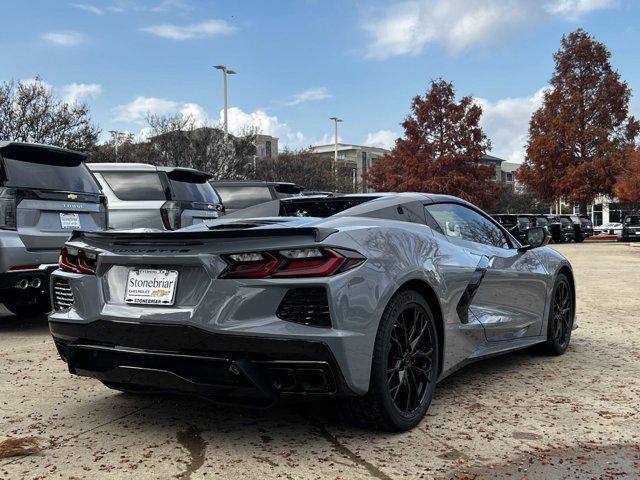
[366,79,498,210]
[518,29,639,207]
[614,145,640,203]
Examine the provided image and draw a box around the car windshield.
[536,217,549,226]
[170,179,219,203]
[3,157,100,193]
[560,218,572,226]
[625,216,640,226]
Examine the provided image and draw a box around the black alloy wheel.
[387,305,435,416]
[545,273,574,355]
[346,289,439,431]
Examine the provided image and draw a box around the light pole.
[329,117,342,190]
[214,65,237,135]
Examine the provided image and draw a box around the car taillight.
[60,246,98,274]
[220,247,365,279]
[0,188,18,230]
[160,201,182,230]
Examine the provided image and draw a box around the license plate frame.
[125,269,179,306]
[60,212,81,229]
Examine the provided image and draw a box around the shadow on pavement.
[0,307,50,334]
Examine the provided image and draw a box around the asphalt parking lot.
[1,242,639,480]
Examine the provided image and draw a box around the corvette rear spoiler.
[70,226,338,243]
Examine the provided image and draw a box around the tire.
[3,296,51,317]
[574,236,584,243]
[544,273,575,356]
[344,289,439,431]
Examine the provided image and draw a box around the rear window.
[273,184,303,198]
[2,157,100,193]
[170,179,220,203]
[580,218,592,226]
[101,172,167,201]
[214,186,273,210]
[625,216,640,226]
[280,197,376,217]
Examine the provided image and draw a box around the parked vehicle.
[621,214,640,241]
[594,222,623,236]
[0,142,107,315]
[553,215,577,242]
[543,215,565,243]
[211,181,304,214]
[89,163,223,230]
[50,193,575,431]
[491,214,530,242]
[562,214,593,243]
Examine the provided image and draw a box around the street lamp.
[329,117,342,190]
[214,65,237,135]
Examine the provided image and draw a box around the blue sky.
[1,0,639,162]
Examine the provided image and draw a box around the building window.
[265,141,271,158]
[506,172,513,182]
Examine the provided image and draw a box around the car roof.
[0,141,86,162]
[87,162,156,172]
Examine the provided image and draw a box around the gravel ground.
[1,242,639,480]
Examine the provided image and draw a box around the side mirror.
[518,226,549,252]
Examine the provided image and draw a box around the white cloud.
[284,87,332,106]
[180,102,209,126]
[63,83,102,104]
[113,96,181,123]
[545,0,616,18]
[41,31,86,46]
[151,0,191,12]
[69,3,103,15]
[224,107,307,148]
[141,19,237,40]
[364,130,398,150]
[474,87,548,163]
[362,0,616,59]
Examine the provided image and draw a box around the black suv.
[560,214,593,243]
[211,181,304,214]
[544,215,572,243]
[621,213,640,241]
[492,214,531,243]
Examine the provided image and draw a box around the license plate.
[60,212,80,229]
[125,269,179,305]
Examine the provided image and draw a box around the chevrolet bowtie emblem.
[67,193,78,200]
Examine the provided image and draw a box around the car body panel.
[49,193,573,398]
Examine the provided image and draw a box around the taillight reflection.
[220,247,364,279]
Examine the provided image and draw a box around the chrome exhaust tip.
[15,279,29,290]
[30,278,42,289]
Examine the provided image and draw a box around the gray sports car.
[48,193,576,431]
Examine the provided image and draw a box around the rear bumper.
[50,319,356,402]
[0,265,57,300]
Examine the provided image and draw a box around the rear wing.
[70,226,338,243]
[0,142,86,166]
